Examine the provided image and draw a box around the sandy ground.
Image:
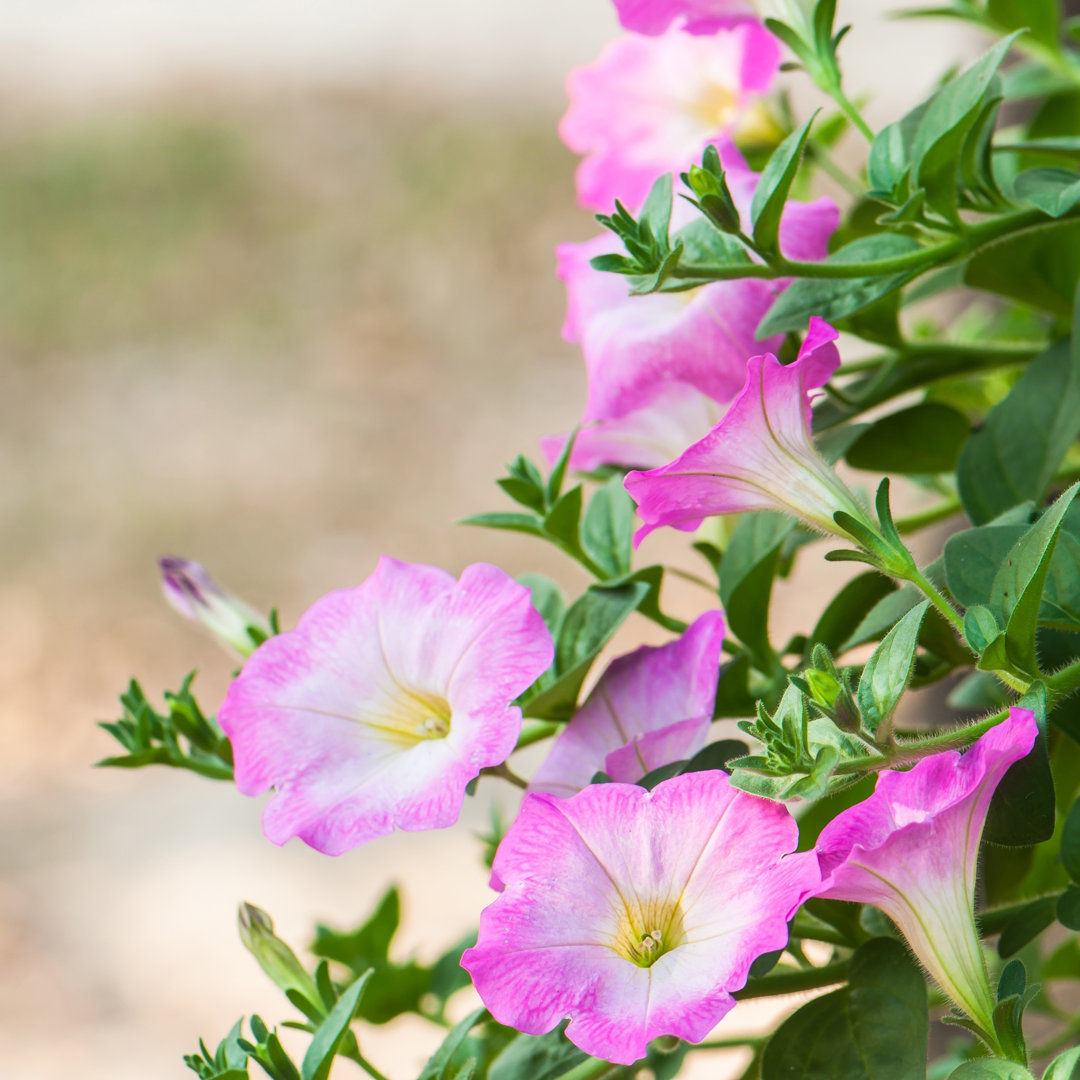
[0,4,980,1077]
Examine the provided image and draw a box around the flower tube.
[813,708,1039,1033]
[529,610,725,796]
[218,557,553,855]
[624,318,871,542]
[462,771,819,1064]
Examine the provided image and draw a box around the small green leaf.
[543,486,584,548]
[845,403,970,475]
[1057,884,1080,929]
[300,970,372,1080]
[751,113,818,257]
[1014,166,1080,217]
[1061,794,1080,880]
[639,173,673,244]
[856,602,929,736]
[760,937,927,1080]
[1043,1046,1080,1080]
[963,605,1001,654]
[946,1062,1034,1080]
[460,512,545,538]
[757,234,921,337]
[997,895,1058,957]
[581,477,634,578]
[417,1008,486,1080]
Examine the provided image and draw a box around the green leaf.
[543,486,584,549]
[720,512,793,668]
[985,684,1055,846]
[580,476,634,578]
[809,572,897,656]
[1057,884,1080,929]
[988,0,1061,53]
[958,339,1080,525]
[1043,1047,1080,1080]
[856,601,929,737]
[418,1009,486,1080]
[946,1063,1034,1080]
[760,937,927,1080]
[1014,166,1080,217]
[912,35,1019,222]
[751,113,817,257]
[868,99,929,197]
[845,403,970,474]
[639,173,673,245]
[997,895,1058,957]
[460,512,545,538]
[963,604,1001,654]
[757,234,921,337]
[521,582,648,720]
[517,574,564,638]
[487,1029,587,1080]
[987,483,1080,676]
[1061,794,1080,880]
[300,971,372,1080]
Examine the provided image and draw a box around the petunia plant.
[98,1,1080,1078]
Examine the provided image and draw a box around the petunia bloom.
[624,317,871,543]
[548,163,837,464]
[462,771,820,1065]
[529,610,725,797]
[813,708,1039,1033]
[613,0,755,36]
[218,557,553,855]
[159,555,271,658]
[560,23,780,212]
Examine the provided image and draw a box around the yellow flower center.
[361,689,451,746]
[693,83,738,131]
[611,898,686,968]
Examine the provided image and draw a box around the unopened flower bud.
[686,163,742,234]
[159,556,271,658]
[238,902,319,1002]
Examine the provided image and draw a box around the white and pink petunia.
[462,771,819,1065]
[624,318,870,543]
[813,708,1039,1032]
[560,23,780,213]
[218,557,553,856]
[529,610,726,797]
[613,0,756,36]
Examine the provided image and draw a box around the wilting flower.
[218,557,553,855]
[159,555,271,657]
[613,0,755,36]
[625,318,870,543]
[813,708,1039,1032]
[529,610,725,796]
[462,771,819,1064]
[560,23,780,212]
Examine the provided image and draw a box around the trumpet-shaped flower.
[613,0,755,36]
[462,772,819,1065]
[159,555,271,658]
[624,318,870,543]
[813,708,1039,1032]
[561,23,780,212]
[529,610,725,796]
[218,557,553,855]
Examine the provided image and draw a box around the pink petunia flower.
[218,557,553,855]
[462,771,819,1065]
[560,23,780,213]
[624,317,871,543]
[813,708,1039,1032]
[529,610,725,797]
[613,0,756,36]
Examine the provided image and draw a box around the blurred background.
[0,3,982,1077]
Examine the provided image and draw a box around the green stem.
[515,721,559,751]
[735,960,849,1000]
[673,207,1058,283]
[828,86,874,143]
[552,1057,619,1080]
[342,1048,393,1080]
[908,567,966,635]
[976,891,1066,938]
[483,762,528,789]
[1047,656,1080,704]
[692,1036,767,1051]
[894,497,963,535]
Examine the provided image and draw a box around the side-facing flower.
[159,555,271,657]
[529,610,725,796]
[218,557,553,855]
[624,318,871,542]
[560,23,780,212]
[813,708,1039,1034]
[613,0,755,36]
[462,771,819,1065]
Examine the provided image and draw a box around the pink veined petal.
[219,557,553,855]
[560,25,780,213]
[464,774,819,1063]
[612,0,756,36]
[603,716,713,783]
[624,318,860,543]
[529,611,725,796]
